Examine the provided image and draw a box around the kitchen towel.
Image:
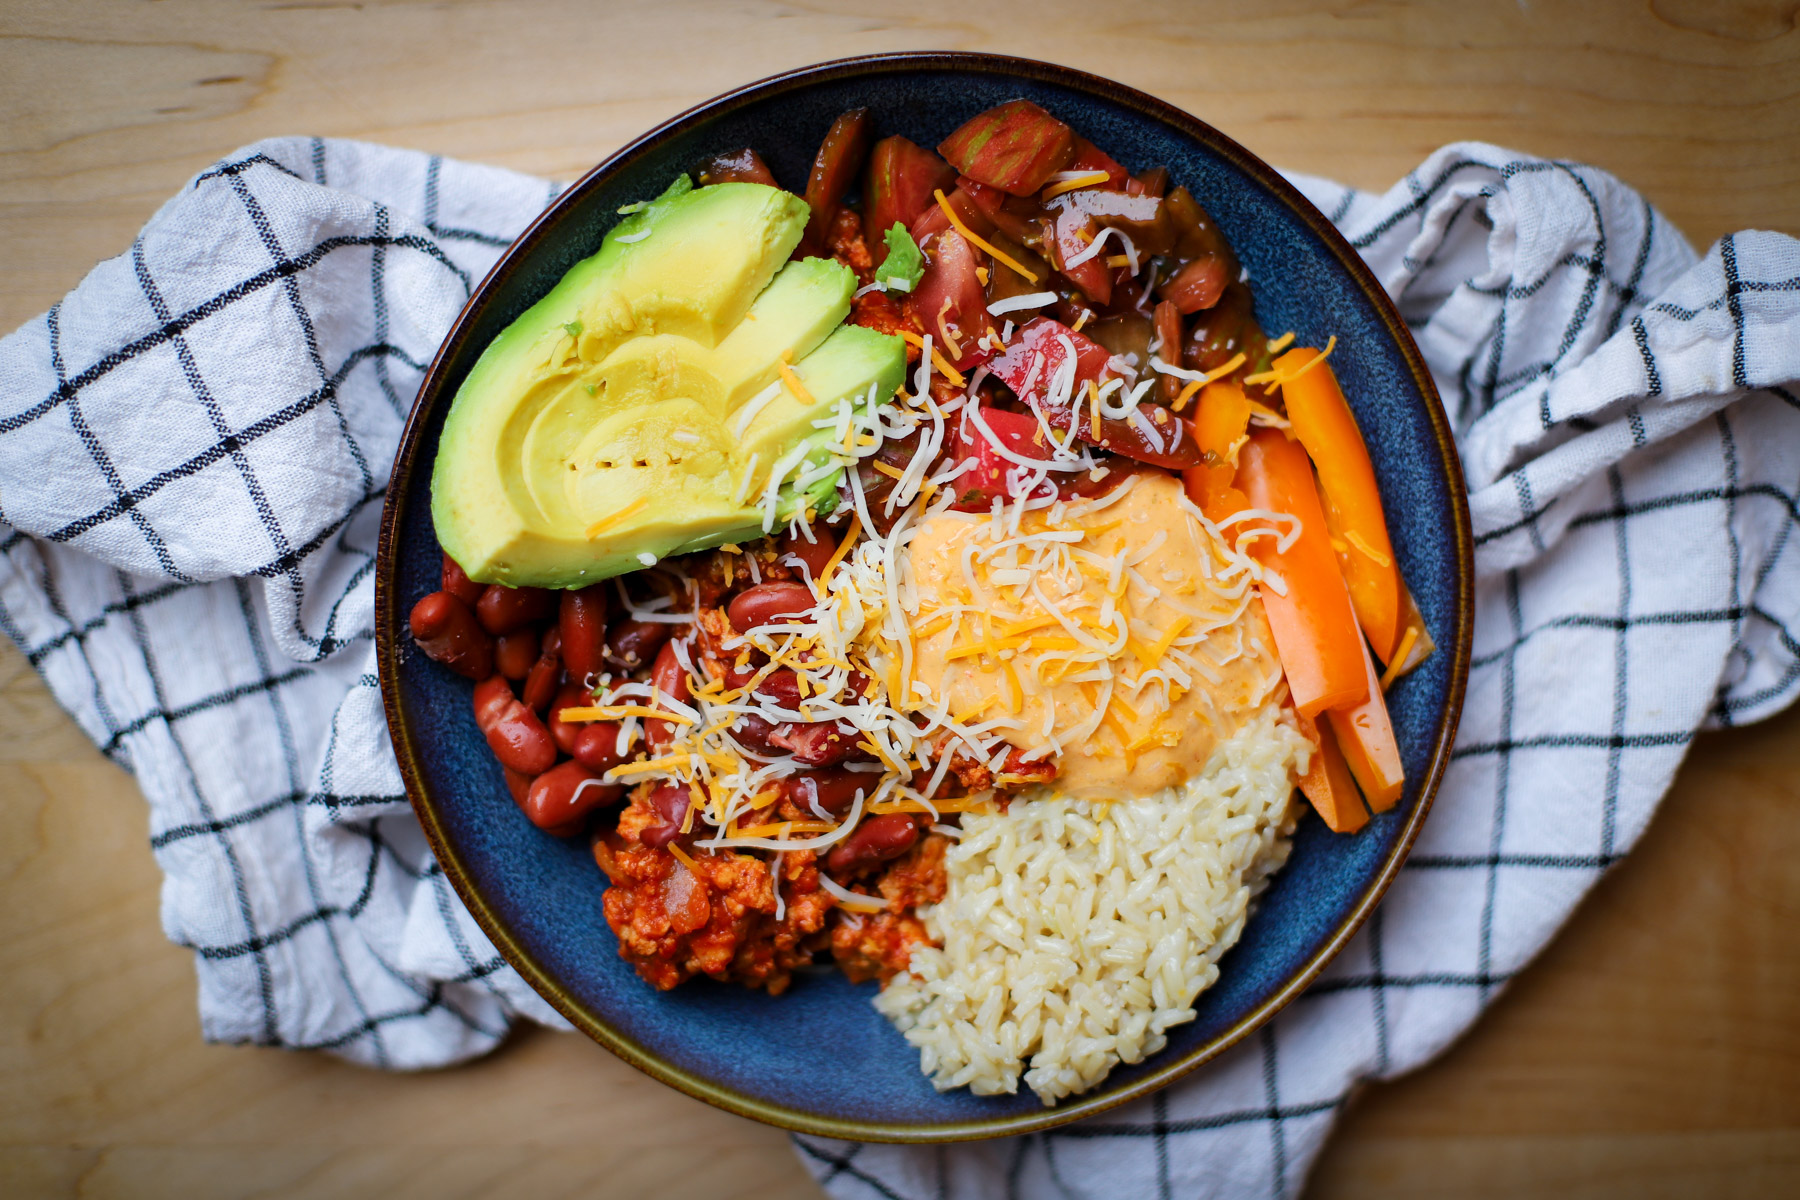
[0,136,1795,1199]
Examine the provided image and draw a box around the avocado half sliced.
[431,178,907,588]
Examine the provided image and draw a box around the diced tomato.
[1160,254,1230,314]
[1064,136,1130,191]
[956,176,1039,243]
[989,316,1112,424]
[989,316,1202,469]
[938,100,1076,196]
[1045,204,1113,306]
[907,228,991,371]
[864,136,956,264]
[948,405,1058,511]
[801,108,872,257]
[696,148,779,187]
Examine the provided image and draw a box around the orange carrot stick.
[1235,429,1369,718]
[1277,348,1405,663]
[1181,379,1252,523]
[1293,711,1369,833]
[1327,636,1405,811]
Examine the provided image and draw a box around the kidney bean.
[645,639,693,752]
[559,584,609,681]
[475,584,558,636]
[640,782,692,849]
[572,721,630,772]
[502,766,533,809]
[826,813,920,875]
[408,591,494,680]
[726,663,802,709]
[729,712,782,754]
[547,680,591,756]
[781,768,874,816]
[525,760,624,836]
[604,618,671,671]
[727,582,817,634]
[522,628,562,712]
[771,720,863,766]
[494,628,538,681]
[776,529,836,584]
[442,554,486,606]
[472,676,557,775]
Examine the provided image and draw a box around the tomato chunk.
[947,405,1060,511]
[907,228,991,371]
[863,135,955,265]
[1045,204,1113,307]
[801,108,872,257]
[938,99,1076,196]
[989,317,1202,468]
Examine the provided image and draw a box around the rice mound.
[874,703,1309,1104]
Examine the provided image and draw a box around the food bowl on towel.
[375,51,1473,1142]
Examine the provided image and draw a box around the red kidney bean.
[771,720,863,766]
[502,766,533,809]
[604,618,672,671]
[726,663,802,709]
[781,768,874,816]
[494,628,538,681]
[559,584,609,680]
[777,529,836,583]
[472,676,557,775]
[727,582,817,634]
[409,591,494,680]
[522,628,562,712]
[640,782,692,849]
[475,584,558,636]
[547,680,591,756]
[844,670,874,701]
[525,760,624,836]
[442,554,486,607]
[572,721,629,772]
[729,712,782,754]
[826,813,920,874]
[645,639,693,752]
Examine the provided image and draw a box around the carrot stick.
[1181,379,1252,523]
[1326,636,1405,811]
[1235,429,1369,718]
[1293,710,1369,833]
[1276,348,1405,663]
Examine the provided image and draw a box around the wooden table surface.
[3,2,1797,1196]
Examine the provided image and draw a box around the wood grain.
[1,2,1797,1196]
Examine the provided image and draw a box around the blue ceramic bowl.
[377,52,1472,1142]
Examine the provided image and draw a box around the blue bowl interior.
[389,61,1463,1135]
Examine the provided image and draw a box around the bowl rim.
[375,49,1474,1144]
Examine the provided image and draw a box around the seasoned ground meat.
[593,786,831,993]
[828,832,950,984]
[826,205,873,279]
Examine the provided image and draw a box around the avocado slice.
[431,179,906,587]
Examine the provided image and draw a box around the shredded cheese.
[1041,169,1111,198]
[777,349,816,405]
[932,189,1039,284]
[1380,624,1421,690]
[585,495,649,539]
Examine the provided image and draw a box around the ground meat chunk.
[827,205,873,279]
[593,785,830,993]
[827,832,950,984]
[932,737,1058,793]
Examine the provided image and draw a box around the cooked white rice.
[874,702,1310,1104]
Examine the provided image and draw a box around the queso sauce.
[904,473,1283,800]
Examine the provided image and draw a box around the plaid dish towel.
[1,137,1795,1199]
